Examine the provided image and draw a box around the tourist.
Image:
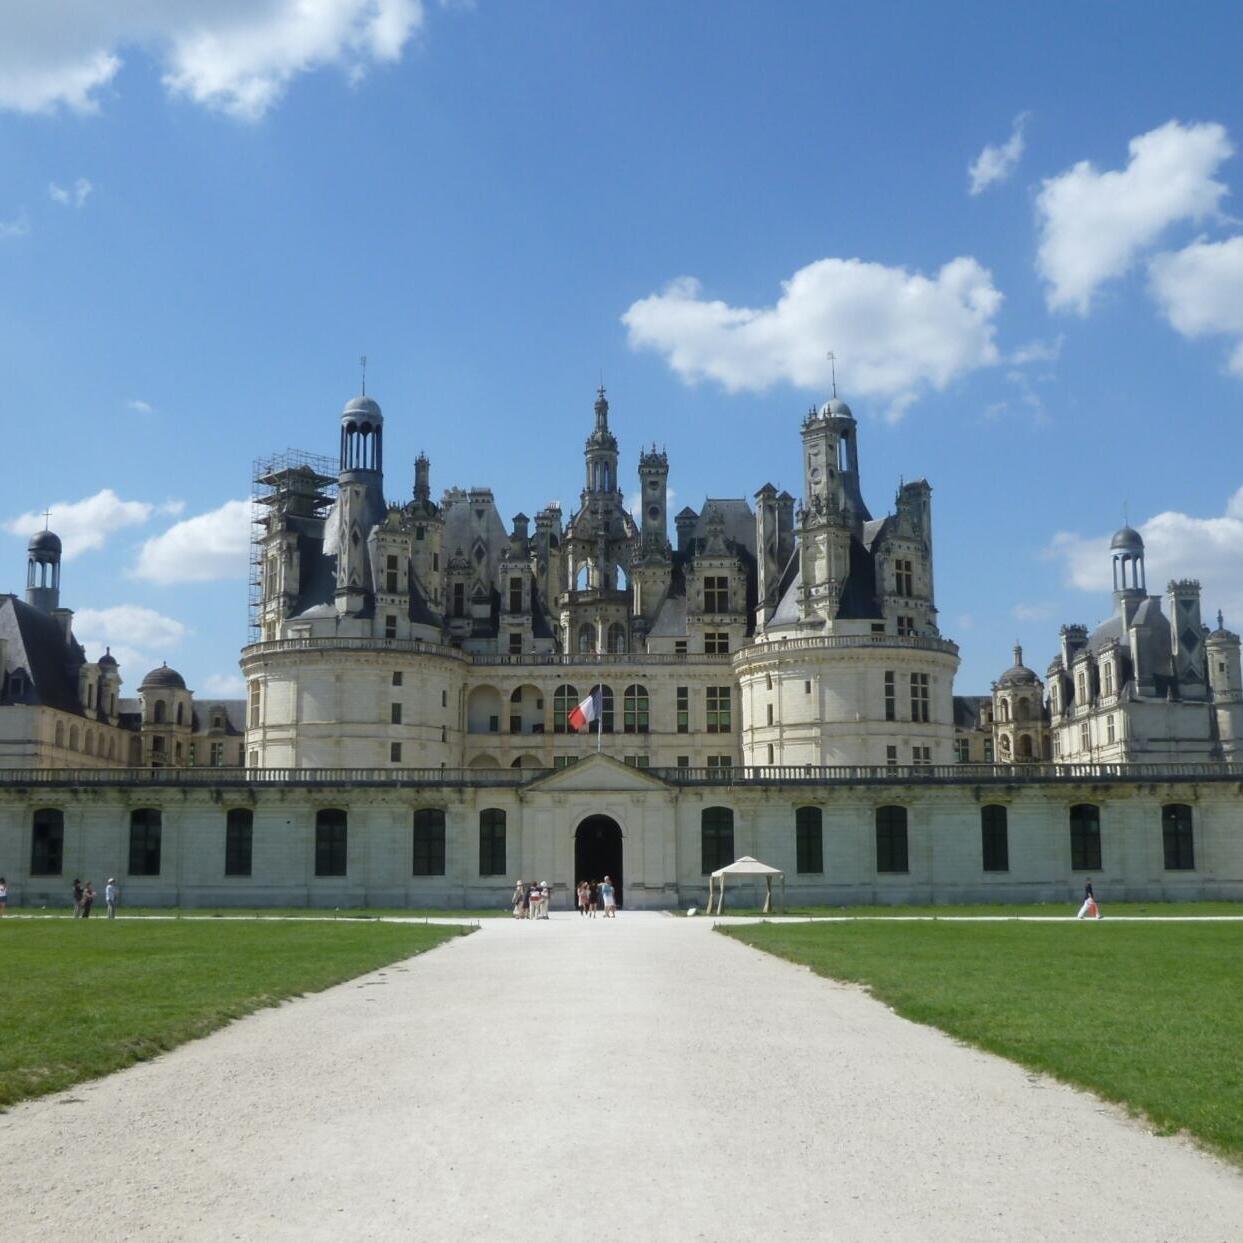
[588,880,599,917]
[1076,879,1101,920]
[512,880,526,918]
[601,875,616,918]
[81,881,96,919]
[72,877,83,918]
[528,880,542,920]
[0,876,7,915]
[105,878,119,920]
[577,880,589,916]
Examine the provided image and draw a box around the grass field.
[0,920,469,1109]
[724,920,1243,1164]
[700,900,1243,918]
[9,906,507,920]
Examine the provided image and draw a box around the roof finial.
[360,354,367,396]
[1014,641,1023,665]
[827,350,837,399]
[1219,609,1225,631]
[42,508,51,531]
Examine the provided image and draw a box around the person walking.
[1076,879,1101,920]
[577,880,589,916]
[105,878,119,920]
[538,881,551,919]
[72,878,83,918]
[587,880,599,918]
[81,881,96,919]
[601,875,617,918]
[0,876,7,916]
[512,880,526,918]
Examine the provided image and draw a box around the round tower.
[26,528,62,613]
[584,387,619,496]
[1206,612,1243,761]
[992,644,1049,763]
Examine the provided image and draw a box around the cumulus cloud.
[4,489,177,559]
[201,672,246,696]
[133,499,252,583]
[1149,235,1243,376]
[0,1,427,120]
[968,112,1030,196]
[1047,486,1243,623]
[623,257,1003,420]
[1036,120,1233,315]
[48,178,93,207]
[73,604,189,674]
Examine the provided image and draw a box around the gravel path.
[2,913,1240,1242]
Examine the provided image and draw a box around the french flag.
[567,687,601,732]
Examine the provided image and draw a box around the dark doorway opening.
[575,815,623,908]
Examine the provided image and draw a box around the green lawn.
[10,906,510,919]
[724,921,1243,1164]
[701,900,1243,918]
[0,920,469,1109]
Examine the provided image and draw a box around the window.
[30,808,64,875]
[805,680,812,695]
[623,684,649,734]
[509,576,523,613]
[704,631,730,654]
[385,554,399,593]
[479,808,506,876]
[703,576,729,612]
[553,685,578,734]
[910,672,930,723]
[875,805,908,873]
[897,615,915,637]
[1076,671,1086,703]
[1106,715,1116,744]
[885,745,897,768]
[392,671,403,687]
[1069,804,1101,871]
[912,745,931,766]
[606,623,627,654]
[225,808,253,877]
[676,755,690,768]
[315,809,348,877]
[1103,662,1114,696]
[390,741,402,763]
[210,741,224,767]
[884,671,896,721]
[706,754,732,770]
[432,553,439,571]
[508,633,523,655]
[1079,722,1090,752]
[453,582,465,617]
[895,559,914,596]
[796,806,823,874]
[129,808,162,876]
[766,703,774,727]
[248,750,259,767]
[676,686,689,733]
[701,807,735,873]
[416,526,425,541]
[385,614,398,640]
[442,690,448,709]
[955,738,970,763]
[674,640,688,655]
[622,755,650,769]
[766,743,775,764]
[153,699,166,724]
[706,686,732,733]
[1162,804,1195,871]
[871,623,886,635]
[577,623,595,653]
[391,702,402,725]
[983,739,994,763]
[249,682,261,728]
[413,808,446,876]
[981,805,1008,872]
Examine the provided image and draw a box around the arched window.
[622,684,649,734]
[413,808,446,876]
[1069,804,1101,871]
[31,808,64,876]
[153,699,166,724]
[875,805,908,873]
[553,685,578,734]
[1017,734,1033,759]
[129,808,162,876]
[175,702,184,725]
[1161,804,1195,871]
[701,806,735,874]
[225,808,253,877]
[68,724,79,751]
[999,699,1010,722]
[577,623,595,653]
[590,684,615,733]
[981,804,1008,871]
[479,808,506,876]
[1015,699,1030,722]
[607,623,627,653]
[54,720,64,748]
[83,730,94,756]
[315,808,348,877]
[795,806,823,874]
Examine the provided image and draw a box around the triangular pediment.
[526,753,670,793]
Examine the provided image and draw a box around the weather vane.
[826,350,837,398]
[360,354,368,396]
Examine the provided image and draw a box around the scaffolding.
[249,449,338,641]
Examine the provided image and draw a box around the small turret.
[26,527,62,613]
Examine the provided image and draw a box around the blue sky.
[2,1,1242,695]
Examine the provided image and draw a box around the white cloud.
[968,112,1029,196]
[133,499,252,583]
[1012,602,1054,622]
[1008,334,1063,366]
[0,1,427,120]
[48,178,93,207]
[201,672,246,697]
[0,213,30,239]
[126,398,155,414]
[73,604,189,675]
[1036,120,1233,315]
[4,489,170,559]
[1149,235,1243,376]
[623,257,1003,420]
[1047,486,1243,623]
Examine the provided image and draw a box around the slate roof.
[0,594,84,714]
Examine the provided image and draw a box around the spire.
[594,385,609,432]
[1219,610,1225,631]
[1013,642,1023,666]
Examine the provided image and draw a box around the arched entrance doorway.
[575,815,623,908]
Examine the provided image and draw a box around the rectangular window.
[704,631,730,654]
[1103,662,1114,695]
[391,702,402,725]
[676,755,690,768]
[983,739,994,763]
[766,703,774,726]
[210,741,224,767]
[392,671,403,687]
[479,808,506,876]
[676,686,689,734]
[385,554,399,593]
[912,745,931,766]
[1069,804,1102,871]
[804,680,812,694]
[706,754,732,770]
[897,615,915,637]
[128,808,162,876]
[871,623,886,635]
[885,745,897,768]
[413,808,446,876]
[981,805,1008,872]
[703,576,729,612]
[416,526,425,541]
[910,672,930,723]
[884,671,896,721]
[766,743,775,764]
[249,682,261,728]
[30,808,64,876]
[432,552,439,570]
[508,632,523,655]
[1162,804,1195,870]
[796,806,823,874]
[441,689,448,709]
[225,808,253,877]
[875,805,909,873]
[509,576,523,613]
[315,809,348,877]
[622,755,651,769]
[453,582,465,617]
[700,807,734,874]
[1080,722,1090,752]
[954,738,970,763]
[553,756,578,770]
[1076,671,1086,703]
[674,640,687,655]
[390,741,402,763]
[706,686,732,733]
[1106,715,1116,744]
[895,559,913,596]
[385,614,397,639]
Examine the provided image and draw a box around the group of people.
[512,880,551,919]
[577,877,617,918]
[71,878,119,919]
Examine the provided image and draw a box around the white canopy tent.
[706,856,786,915]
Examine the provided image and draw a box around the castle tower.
[1207,612,1243,760]
[1167,579,1208,699]
[1110,525,1146,624]
[25,528,62,614]
[584,386,619,497]
[335,394,388,617]
[992,644,1050,763]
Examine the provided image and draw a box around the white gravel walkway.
[2,912,1240,1242]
